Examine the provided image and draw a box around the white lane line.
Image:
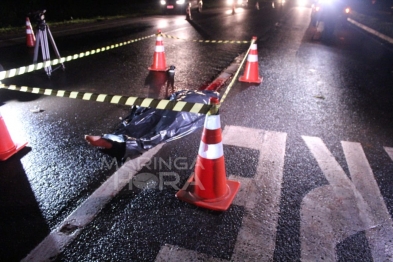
[155,127,287,261]
[301,137,393,261]
[22,143,164,262]
[348,18,393,45]
[342,141,393,261]
[384,147,393,161]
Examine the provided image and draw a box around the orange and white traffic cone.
[0,111,28,161]
[239,36,262,84]
[176,97,240,211]
[148,30,167,71]
[26,17,36,47]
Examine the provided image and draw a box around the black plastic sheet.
[100,90,219,159]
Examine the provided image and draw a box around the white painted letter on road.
[301,136,393,261]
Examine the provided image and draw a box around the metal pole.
[41,26,52,76]
[46,25,65,70]
[33,30,42,64]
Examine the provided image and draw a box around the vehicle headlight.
[160,0,166,5]
[177,0,185,4]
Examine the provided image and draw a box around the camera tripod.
[33,11,65,77]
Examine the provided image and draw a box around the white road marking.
[156,126,287,261]
[22,143,164,262]
[343,142,393,261]
[225,126,287,261]
[301,137,393,261]
[155,244,227,262]
[384,147,393,161]
[22,129,392,261]
[348,18,393,45]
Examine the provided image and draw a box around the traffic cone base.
[0,141,28,161]
[239,75,262,84]
[0,114,27,161]
[148,63,168,71]
[175,173,240,211]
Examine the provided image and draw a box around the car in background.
[295,0,312,6]
[310,1,322,26]
[310,0,351,27]
[310,0,351,42]
[160,0,203,14]
[226,0,249,7]
[272,0,286,8]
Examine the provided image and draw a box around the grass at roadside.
[0,9,161,36]
[0,16,120,34]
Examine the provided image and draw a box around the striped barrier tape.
[161,33,250,44]
[0,32,254,113]
[0,34,155,81]
[0,36,257,112]
[0,84,211,114]
[220,37,256,104]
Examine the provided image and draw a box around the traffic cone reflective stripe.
[154,38,165,52]
[198,140,223,159]
[239,37,262,84]
[195,115,227,199]
[198,141,224,159]
[176,98,240,211]
[246,46,259,63]
[148,31,167,71]
[26,17,36,47]
[0,112,27,161]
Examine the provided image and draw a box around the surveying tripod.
[33,10,65,77]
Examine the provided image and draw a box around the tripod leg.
[41,27,52,76]
[47,26,65,70]
[33,30,42,64]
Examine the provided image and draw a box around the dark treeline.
[0,0,157,27]
[1,0,391,28]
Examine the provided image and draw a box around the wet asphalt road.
[1,4,393,262]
